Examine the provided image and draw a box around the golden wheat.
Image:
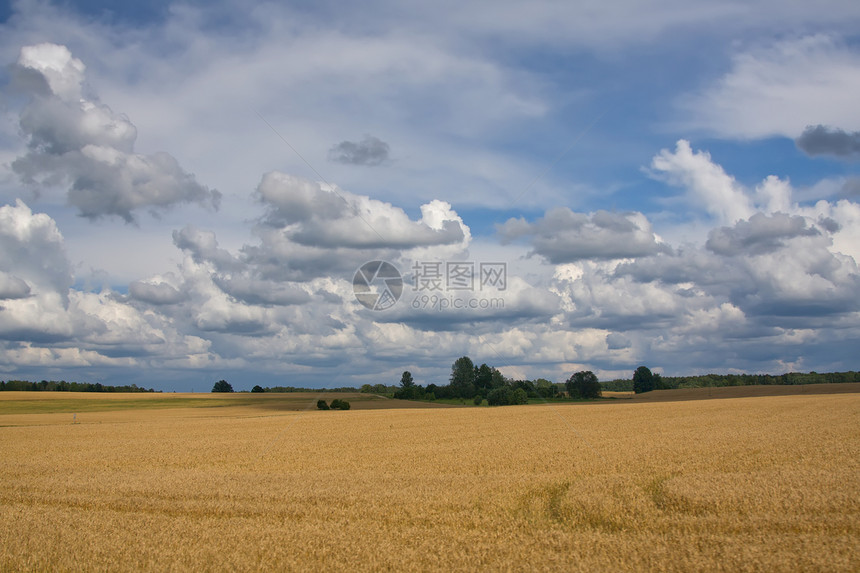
[0,392,857,571]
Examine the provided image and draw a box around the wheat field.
[0,391,857,571]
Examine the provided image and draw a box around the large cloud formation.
[0,199,74,341]
[498,209,667,262]
[11,43,220,222]
[2,137,859,386]
[1,12,860,389]
[129,172,478,346]
[242,172,470,282]
[514,140,860,375]
[0,200,210,367]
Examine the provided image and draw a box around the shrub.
[317,399,330,410]
[487,386,512,406]
[511,388,529,405]
[487,386,529,406]
[330,399,351,410]
[473,395,483,406]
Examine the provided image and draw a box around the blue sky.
[1,0,859,390]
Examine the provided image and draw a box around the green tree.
[534,378,557,399]
[212,380,234,393]
[395,371,420,400]
[449,356,476,398]
[490,368,506,389]
[633,366,655,394]
[510,387,529,405]
[566,371,602,399]
[474,363,494,396]
[251,385,264,393]
[512,379,537,398]
[487,386,512,406]
[330,399,351,410]
[317,399,330,410]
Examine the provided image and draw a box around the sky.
[1,0,859,391]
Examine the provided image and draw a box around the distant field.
[0,391,458,416]
[0,391,857,571]
[611,382,860,402]
[3,382,856,417]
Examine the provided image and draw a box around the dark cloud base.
[328,135,390,166]
[796,125,860,159]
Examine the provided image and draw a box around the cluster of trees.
[438,357,567,402]
[566,370,602,399]
[0,380,157,392]
[389,357,604,406]
[391,357,531,403]
[388,357,847,402]
[632,366,665,394]
[359,383,399,395]
[486,385,529,406]
[317,399,350,410]
[212,380,234,392]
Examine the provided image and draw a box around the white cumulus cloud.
[11,43,221,222]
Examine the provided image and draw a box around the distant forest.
[352,366,860,399]
[263,386,364,393]
[601,371,860,392]
[2,369,858,395]
[0,380,158,392]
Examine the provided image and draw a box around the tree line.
[211,380,365,393]
[382,356,603,406]
[249,384,362,393]
[603,369,860,392]
[378,360,860,404]
[0,380,158,392]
